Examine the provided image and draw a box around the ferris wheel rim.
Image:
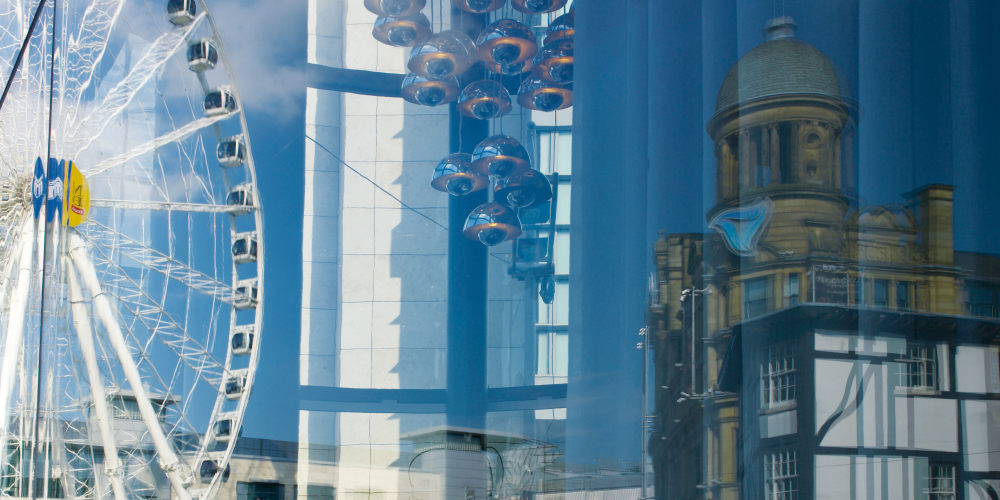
[0,0,266,497]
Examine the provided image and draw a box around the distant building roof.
[715,18,841,112]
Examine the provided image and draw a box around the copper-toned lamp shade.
[430,153,489,195]
[463,202,523,246]
[471,135,531,178]
[517,77,572,111]
[533,39,573,83]
[512,0,567,14]
[458,80,512,120]
[495,168,552,208]
[401,73,460,106]
[408,30,477,79]
[451,0,505,13]
[543,12,574,44]
[364,0,426,17]
[372,14,431,47]
[477,19,537,75]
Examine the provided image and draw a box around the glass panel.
[556,181,571,225]
[554,332,569,376]
[537,332,549,375]
[554,230,570,274]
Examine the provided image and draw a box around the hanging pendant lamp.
[495,168,552,209]
[543,12,574,44]
[463,202,523,246]
[408,30,478,79]
[372,14,431,47]
[512,0,566,14]
[517,77,572,111]
[431,153,489,195]
[471,135,531,178]
[533,39,573,83]
[401,73,461,106]
[451,0,506,14]
[458,80,512,120]
[476,19,537,75]
[364,0,426,17]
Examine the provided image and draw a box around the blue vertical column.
[446,7,488,432]
[566,0,649,466]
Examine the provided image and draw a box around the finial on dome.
[764,16,797,41]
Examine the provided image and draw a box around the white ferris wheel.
[0,0,263,498]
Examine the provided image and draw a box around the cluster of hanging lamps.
[363,1,571,246]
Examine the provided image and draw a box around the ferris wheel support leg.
[66,261,127,500]
[67,233,193,500]
[0,219,36,456]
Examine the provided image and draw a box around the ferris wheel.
[0,0,263,498]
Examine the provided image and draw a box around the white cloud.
[207,0,308,125]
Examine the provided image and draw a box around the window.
[744,277,771,319]
[899,344,938,390]
[873,279,889,308]
[896,281,911,310]
[537,329,568,377]
[853,277,864,305]
[966,280,1000,318]
[786,274,800,306]
[761,344,796,408]
[237,481,284,500]
[926,464,956,500]
[764,449,798,500]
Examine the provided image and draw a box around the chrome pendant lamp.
[364,0,426,16]
[401,73,461,106]
[452,0,506,14]
[431,153,489,195]
[533,39,574,83]
[517,77,572,111]
[463,202,523,246]
[372,14,432,47]
[471,135,531,178]
[476,19,537,75]
[511,0,566,14]
[458,80,513,120]
[494,168,552,209]
[543,12,573,44]
[408,30,478,79]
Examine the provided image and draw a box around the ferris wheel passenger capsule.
[198,459,231,483]
[187,39,219,72]
[234,278,260,310]
[167,0,197,25]
[213,413,237,442]
[231,232,258,264]
[217,136,246,167]
[231,325,255,355]
[226,184,255,214]
[223,370,248,400]
[204,87,238,116]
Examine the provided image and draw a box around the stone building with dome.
[650,17,1000,500]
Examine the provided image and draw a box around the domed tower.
[707,17,854,261]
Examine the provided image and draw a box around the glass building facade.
[283,1,1000,499]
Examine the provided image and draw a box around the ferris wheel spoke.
[60,0,126,129]
[80,234,227,387]
[90,198,244,214]
[67,233,193,500]
[84,113,231,177]
[82,219,235,304]
[0,218,34,460]
[66,261,127,500]
[66,12,206,155]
